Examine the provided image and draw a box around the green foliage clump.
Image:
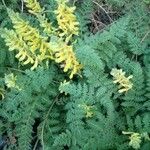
[0,0,150,150]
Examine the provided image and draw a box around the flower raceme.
[1,28,37,70]
[55,0,79,41]
[8,9,53,58]
[54,41,82,79]
[25,0,80,39]
[78,104,94,118]
[24,0,54,35]
[24,0,43,14]
[110,68,133,93]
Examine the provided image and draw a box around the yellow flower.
[78,104,94,118]
[110,68,133,93]
[59,80,70,94]
[122,131,141,149]
[129,133,141,149]
[8,9,53,55]
[55,0,79,40]
[5,73,20,90]
[5,73,16,88]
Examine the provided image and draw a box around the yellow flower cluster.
[5,73,20,90]
[110,68,133,93]
[122,131,150,149]
[1,28,38,70]
[78,104,94,118]
[24,0,43,14]
[23,0,81,78]
[54,41,82,79]
[122,131,141,149]
[1,0,81,79]
[129,133,141,149]
[24,0,53,35]
[6,9,53,69]
[55,0,79,40]
[59,80,70,94]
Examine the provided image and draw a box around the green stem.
[2,0,7,8]
[41,96,59,150]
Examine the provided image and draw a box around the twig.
[33,138,39,150]
[94,13,107,26]
[91,15,99,31]
[140,31,150,43]
[6,67,25,73]
[93,1,113,23]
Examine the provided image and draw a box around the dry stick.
[94,12,107,27]
[91,15,99,31]
[93,1,113,23]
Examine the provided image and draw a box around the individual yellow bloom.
[85,106,94,118]
[55,0,79,40]
[110,68,133,93]
[86,111,94,118]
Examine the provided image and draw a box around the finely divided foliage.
[0,0,150,150]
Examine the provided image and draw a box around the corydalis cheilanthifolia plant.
[0,0,82,79]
